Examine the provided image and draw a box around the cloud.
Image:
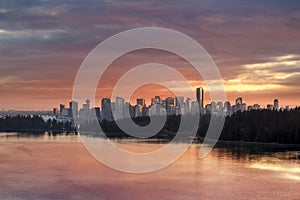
[0,0,300,109]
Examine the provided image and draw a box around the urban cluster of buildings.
[53,87,289,122]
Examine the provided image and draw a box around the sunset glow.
[0,1,299,110]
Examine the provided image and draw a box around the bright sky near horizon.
[0,0,300,110]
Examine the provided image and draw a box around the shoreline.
[1,130,300,148]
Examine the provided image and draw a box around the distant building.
[253,104,260,110]
[217,102,224,114]
[53,108,58,117]
[101,98,112,121]
[69,101,78,118]
[114,97,125,120]
[134,105,142,117]
[186,97,192,114]
[165,97,175,115]
[236,97,242,105]
[59,104,65,116]
[205,103,212,115]
[91,107,101,119]
[191,101,199,115]
[196,87,204,109]
[151,96,161,105]
[267,104,273,110]
[224,101,231,116]
[274,99,279,110]
[142,106,149,117]
[137,98,145,107]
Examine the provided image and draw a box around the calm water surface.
[0,133,299,199]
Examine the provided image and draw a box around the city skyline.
[52,87,293,122]
[0,1,300,110]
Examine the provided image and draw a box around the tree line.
[0,108,299,144]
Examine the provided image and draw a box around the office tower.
[191,101,199,115]
[217,101,224,114]
[211,101,217,114]
[267,104,273,110]
[91,107,101,119]
[137,98,145,107]
[149,103,164,116]
[236,97,242,105]
[142,106,149,117]
[151,96,162,105]
[186,97,192,114]
[176,96,184,107]
[165,97,175,107]
[59,104,65,116]
[253,104,260,110]
[196,87,204,108]
[114,97,125,120]
[53,108,58,117]
[134,105,142,117]
[235,97,243,112]
[205,104,212,115]
[82,99,91,110]
[165,97,175,115]
[69,101,78,118]
[224,101,231,116]
[155,96,161,104]
[274,99,279,110]
[101,98,112,121]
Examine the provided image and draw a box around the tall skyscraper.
[101,98,112,121]
[114,97,125,120]
[274,99,279,110]
[59,104,65,116]
[165,97,175,115]
[69,101,78,118]
[196,87,204,109]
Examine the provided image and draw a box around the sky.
[0,0,300,110]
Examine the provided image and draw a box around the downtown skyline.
[53,87,292,122]
[0,0,300,110]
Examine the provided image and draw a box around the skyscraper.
[136,98,145,107]
[101,98,112,121]
[196,87,204,109]
[236,97,242,105]
[69,101,78,118]
[274,99,279,110]
[165,97,175,115]
[114,97,125,120]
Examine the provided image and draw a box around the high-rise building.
[137,98,145,107]
[224,101,231,116]
[235,97,243,112]
[217,102,224,114]
[176,96,184,106]
[274,99,279,110]
[134,105,142,117]
[53,108,58,117]
[114,97,125,120]
[69,101,78,118]
[186,97,192,114]
[196,87,204,109]
[236,97,242,105]
[91,107,101,119]
[165,97,175,115]
[191,101,199,115]
[59,104,65,116]
[101,98,112,121]
[267,104,273,110]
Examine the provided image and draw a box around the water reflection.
[0,132,300,199]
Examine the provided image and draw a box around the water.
[0,133,299,199]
